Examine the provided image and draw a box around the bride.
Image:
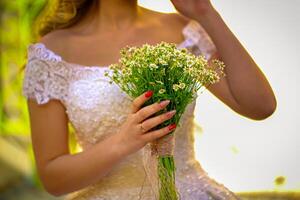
[22,0,277,199]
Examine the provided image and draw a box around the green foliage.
[0,0,56,189]
[0,0,46,135]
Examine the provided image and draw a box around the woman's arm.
[27,99,127,196]
[172,0,277,120]
[197,8,277,120]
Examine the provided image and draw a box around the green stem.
[158,156,179,200]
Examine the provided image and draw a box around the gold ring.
[140,123,146,133]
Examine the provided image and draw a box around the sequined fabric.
[22,20,241,200]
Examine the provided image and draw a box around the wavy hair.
[33,0,96,39]
[19,0,95,72]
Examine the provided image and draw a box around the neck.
[78,0,141,32]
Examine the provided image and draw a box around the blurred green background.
[0,1,77,199]
[0,0,299,200]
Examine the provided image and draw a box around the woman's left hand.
[170,0,215,20]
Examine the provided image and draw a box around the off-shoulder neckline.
[28,20,197,71]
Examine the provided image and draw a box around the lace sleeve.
[178,20,217,60]
[22,43,70,105]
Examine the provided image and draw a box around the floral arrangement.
[104,41,225,200]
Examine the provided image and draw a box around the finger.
[142,123,177,142]
[141,110,176,133]
[134,99,170,123]
[131,90,153,113]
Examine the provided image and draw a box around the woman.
[22,0,277,199]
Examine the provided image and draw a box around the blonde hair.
[19,0,95,72]
[33,0,96,39]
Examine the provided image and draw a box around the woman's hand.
[170,0,215,21]
[114,90,177,156]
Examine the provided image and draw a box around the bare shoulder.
[143,7,190,29]
[141,8,190,43]
[159,12,190,42]
[38,29,73,57]
[161,12,190,28]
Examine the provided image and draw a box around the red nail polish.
[168,123,176,131]
[145,90,153,98]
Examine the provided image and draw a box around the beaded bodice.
[22,20,240,200]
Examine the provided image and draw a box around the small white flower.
[179,82,186,89]
[155,80,164,85]
[149,63,159,69]
[129,61,136,65]
[172,84,180,91]
[159,88,166,94]
[159,59,168,66]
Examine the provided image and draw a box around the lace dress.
[22,20,241,200]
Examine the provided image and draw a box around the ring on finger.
[140,122,147,133]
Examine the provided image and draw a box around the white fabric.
[22,20,240,200]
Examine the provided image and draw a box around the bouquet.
[104,42,225,200]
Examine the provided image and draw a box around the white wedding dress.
[22,20,241,200]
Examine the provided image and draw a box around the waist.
[65,162,152,200]
[65,185,155,200]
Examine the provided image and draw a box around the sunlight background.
[139,0,300,193]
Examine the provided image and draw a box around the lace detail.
[22,20,240,200]
[22,43,68,105]
[177,20,217,60]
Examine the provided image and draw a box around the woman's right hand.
[114,90,177,156]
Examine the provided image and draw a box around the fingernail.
[166,110,176,117]
[145,90,153,98]
[168,123,176,131]
[159,100,170,107]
